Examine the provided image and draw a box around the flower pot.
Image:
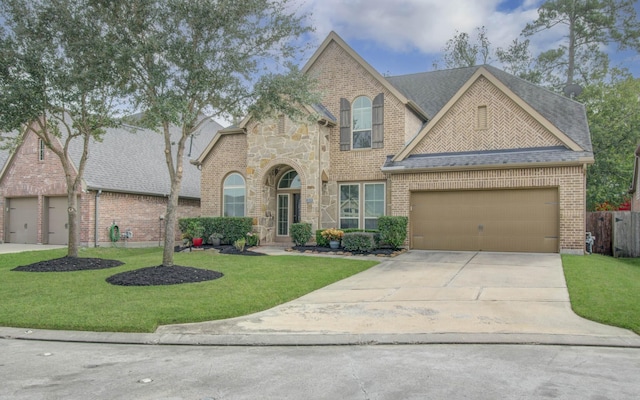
[192,237,203,247]
[211,238,221,246]
[329,240,340,249]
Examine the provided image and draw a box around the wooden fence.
[586,211,640,257]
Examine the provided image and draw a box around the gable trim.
[392,67,584,162]
[302,32,428,121]
[194,129,243,166]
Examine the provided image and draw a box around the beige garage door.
[411,188,559,253]
[7,197,38,244]
[45,197,68,245]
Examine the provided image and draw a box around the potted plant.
[182,220,205,247]
[321,228,344,249]
[209,232,223,246]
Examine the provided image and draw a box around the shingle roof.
[386,65,592,153]
[383,146,594,172]
[67,118,221,198]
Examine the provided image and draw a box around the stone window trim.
[339,93,384,151]
[338,181,386,230]
[222,172,246,217]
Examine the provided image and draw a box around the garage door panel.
[411,188,559,253]
[8,198,38,244]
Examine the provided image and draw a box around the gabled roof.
[1,118,221,199]
[303,31,428,120]
[69,118,221,198]
[386,65,593,165]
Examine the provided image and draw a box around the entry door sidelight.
[277,194,289,236]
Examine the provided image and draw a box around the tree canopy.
[0,0,122,256]
[96,0,320,266]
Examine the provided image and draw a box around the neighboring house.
[194,32,594,254]
[0,118,221,246]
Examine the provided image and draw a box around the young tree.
[0,0,121,257]
[433,26,492,69]
[523,0,640,90]
[581,71,640,209]
[98,0,319,267]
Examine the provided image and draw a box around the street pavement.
[1,244,638,347]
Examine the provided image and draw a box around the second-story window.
[352,96,372,149]
[340,93,384,151]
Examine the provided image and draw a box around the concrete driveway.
[157,250,638,345]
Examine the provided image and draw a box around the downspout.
[94,189,102,247]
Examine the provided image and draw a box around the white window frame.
[352,96,372,150]
[339,182,385,229]
[223,172,245,217]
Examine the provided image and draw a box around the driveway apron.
[157,250,637,339]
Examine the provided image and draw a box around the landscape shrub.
[342,232,376,252]
[315,230,329,247]
[377,216,408,249]
[179,217,253,244]
[245,232,259,247]
[291,223,312,246]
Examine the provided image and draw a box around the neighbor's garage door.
[45,197,68,245]
[410,188,559,253]
[7,197,38,244]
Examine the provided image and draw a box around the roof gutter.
[381,158,595,174]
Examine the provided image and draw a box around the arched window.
[352,96,372,149]
[278,170,300,189]
[223,173,245,217]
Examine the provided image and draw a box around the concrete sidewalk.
[2,248,639,347]
[0,243,66,254]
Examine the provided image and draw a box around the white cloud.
[296,0,542,54]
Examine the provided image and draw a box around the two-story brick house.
[0,118,220,246]
[195,32,594,254]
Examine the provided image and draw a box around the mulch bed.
[106,265,223,286]
[11,256,124,272]
[291,245,405,257]
[176,244,266,256]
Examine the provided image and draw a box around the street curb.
[2,327,639,348]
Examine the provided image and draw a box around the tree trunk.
[67,191,79,257]
[161,181,181,267]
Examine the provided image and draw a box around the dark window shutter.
[340,98,351,151]
[372,93,384,148]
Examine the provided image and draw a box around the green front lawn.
[0,247,377,333]
[562,254,640,335]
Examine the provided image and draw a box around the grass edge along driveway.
[0,247,377,333]
[562,254,640,335]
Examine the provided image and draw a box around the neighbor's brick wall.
[0,128,75,243]
[199,133,248,216]
[390,166,587,252]
[0,128,201,246]
[84,191,200,246]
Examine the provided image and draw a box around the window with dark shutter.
[339,98,351,151]
[372,93,384,148]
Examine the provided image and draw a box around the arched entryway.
[276,169,301,239]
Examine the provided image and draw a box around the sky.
[292,0,640,78]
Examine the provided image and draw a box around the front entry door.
[277,192,301,237]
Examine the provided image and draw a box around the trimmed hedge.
[342,232,376,252]
[179,217,253,244]
[291,223,313,246]
[378,216,408,249]
[316,228,379,248]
